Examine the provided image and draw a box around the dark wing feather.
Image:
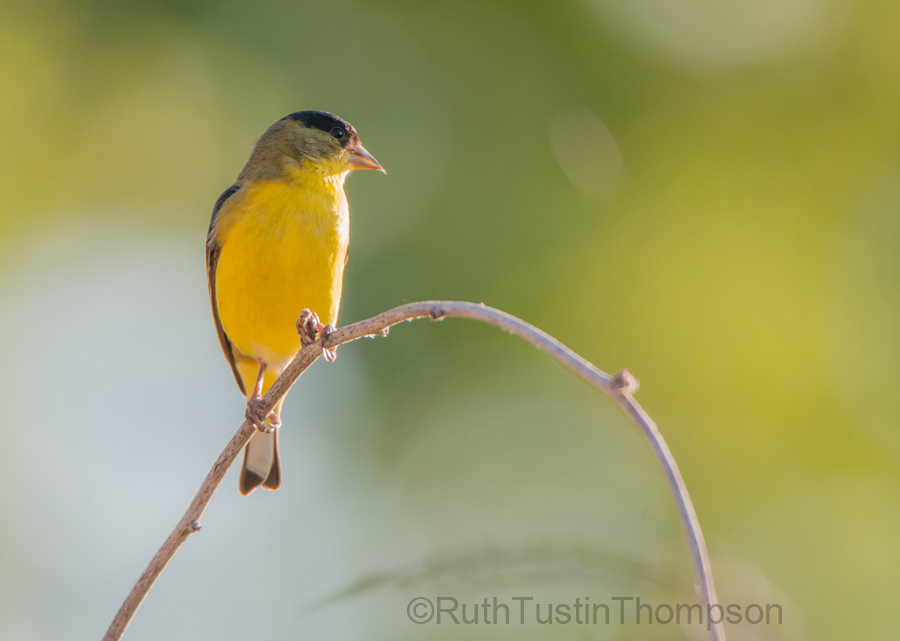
[206,184,247,395]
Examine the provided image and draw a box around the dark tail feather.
[262,429,281,490]
[239,429,281,496]
[238,454,265,496]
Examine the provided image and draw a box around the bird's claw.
[245,396,281,434]
[297,310,338,362]
[321,324,337,362]
[298,309,321,346]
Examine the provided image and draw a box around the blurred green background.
[1,0,898,639]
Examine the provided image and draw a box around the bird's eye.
[330,127,345,139]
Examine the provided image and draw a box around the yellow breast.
[213,174,349,372]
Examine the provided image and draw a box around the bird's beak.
[348,145,385,173]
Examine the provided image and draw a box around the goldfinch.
[206,111,382,495]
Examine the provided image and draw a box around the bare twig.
[103,301,725,641]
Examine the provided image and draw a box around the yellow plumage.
[215,174,349,375]
[207,111,381,495]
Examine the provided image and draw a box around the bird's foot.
[298,309,322,346]
[245,396,281,434]
[297,309,338,362]
[321,324,337,362]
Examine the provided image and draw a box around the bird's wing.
[206,184,247,395]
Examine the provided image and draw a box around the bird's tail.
[239,396,284,496]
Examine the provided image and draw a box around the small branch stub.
[613,369,640,395]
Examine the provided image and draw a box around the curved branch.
[103,301,725,641]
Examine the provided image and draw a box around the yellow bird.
[207,111,383,496]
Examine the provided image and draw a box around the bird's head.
[245,110,383,180]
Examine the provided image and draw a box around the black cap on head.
[282,110,358,147]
